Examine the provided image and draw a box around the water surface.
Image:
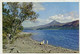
[23,30,79,50]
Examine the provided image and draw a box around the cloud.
[22,18,50,28]
[49,12,79,23]
[22,20,38,27]
[18,2,45,12]
[33,3,45,12]
[36,18,51,24]
[64,11,79,18]
[22,12,79,27]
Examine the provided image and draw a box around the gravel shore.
[3,32,79,53]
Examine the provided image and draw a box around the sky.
[5,2,79,28]
[22,2,79,28]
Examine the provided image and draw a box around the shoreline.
[3,32,79,53]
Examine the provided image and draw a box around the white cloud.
[49,12,79,23]
[22,18,50,27]
[36,18,51,25]
[22,20,38,27]
[18,2,45,12]
[33,3,45,12]
[22,12,79,27]
[21,3,46,27]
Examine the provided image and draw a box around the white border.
[0,0,2,54]
[79,2,80,53]
[1,0,80,2]
[0,0,80,54]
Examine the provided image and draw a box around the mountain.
[24,20,79,30]
[46,20,61,25]
[60,20,79,29]
[37,20,62,27]
[24,20,62,30]
[62,20,79,27]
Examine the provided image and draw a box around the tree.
[3,2,38,43]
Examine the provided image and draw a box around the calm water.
[23,30,79,50]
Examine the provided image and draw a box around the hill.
[24,20,79,30]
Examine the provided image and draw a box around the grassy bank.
[3,32,79,53]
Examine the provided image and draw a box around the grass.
[15,33,32,39]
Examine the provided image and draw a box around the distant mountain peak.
[24,20,79,30]
[48,20,61,25]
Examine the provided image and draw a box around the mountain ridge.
[24,20,79,30]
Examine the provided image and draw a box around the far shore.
[3,32,79,53]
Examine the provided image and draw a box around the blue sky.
[37,2,79,19]
[22,2,79,28]
[4,2,79,28]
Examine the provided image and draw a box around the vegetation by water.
[3,2,38,45]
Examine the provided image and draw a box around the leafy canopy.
[3,2,38,44]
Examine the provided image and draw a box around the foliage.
[3,2,38,44]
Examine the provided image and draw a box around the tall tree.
[3,2,38,43]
